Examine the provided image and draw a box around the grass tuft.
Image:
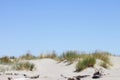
[60,51,79,64]
[19,53,36,60]
[0,56,12,64]
[13,62,35,71]
[76,55,96,72]
[92,51,112,66]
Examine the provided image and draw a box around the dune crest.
[0,56,120,80]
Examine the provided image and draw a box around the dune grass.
[92,51,112,66]
[59,51,79,64]
[39,53,57,59]
[76,55,96,71]
[13,62,35,71]
[76,51,112,71]
[0,56,13,64]
[0,50,112,71]
[19,53,36,60]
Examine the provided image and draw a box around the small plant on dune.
[20,53,36,60]
[76,55,96,72]
[45,53,57,59]
[76,60,86,72]
[60,51,79,64]
[92,51,111,66]
[39,51,58,59]
[13,62,35,71]
[0,56,12,64]
[39,53,57,59]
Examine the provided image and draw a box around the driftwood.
[25,74,39,79]
[30,75,39,79]
[68,77,76,80]
[73,75,90,78]
[92,68,103,79]
[23,74,27,77]
[7,74,39,80]
[8,77,12,80]
[61,74,89,80]
[8,77,27,80]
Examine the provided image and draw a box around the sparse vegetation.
[19,53,36,60]
[59,51,79,64]
[39,53,57,59]
[13,62,35,71]
[92,51,112,66]
[75,51,112,71]
[76,55,96,72]
[0,56,12,64]
[0,50,112,71]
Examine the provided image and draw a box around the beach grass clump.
[0,56,12,64]
[76,55,96,72]
[20,53,36,60]
[76,60,86,72]
[60,51,79,64]
[13,62,35,71]
[92,51,111,66]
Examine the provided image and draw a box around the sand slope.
[0,56,120,80]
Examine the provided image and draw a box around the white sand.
[0,56,120,80]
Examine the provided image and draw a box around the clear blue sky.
[0,0,120,56]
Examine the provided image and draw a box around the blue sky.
[0,0,120,56]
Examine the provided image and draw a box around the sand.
[0,56,120,80]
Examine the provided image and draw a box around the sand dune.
[0,56,120,80]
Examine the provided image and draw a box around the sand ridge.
[0,56,120,80]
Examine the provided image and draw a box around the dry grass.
[0,56,12,64]
[59,51,79,64]
[13,62,35,71]
[39,53,57,59]
[92,51,112,66]
[76,55,96,72]
[19,53,36,60]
